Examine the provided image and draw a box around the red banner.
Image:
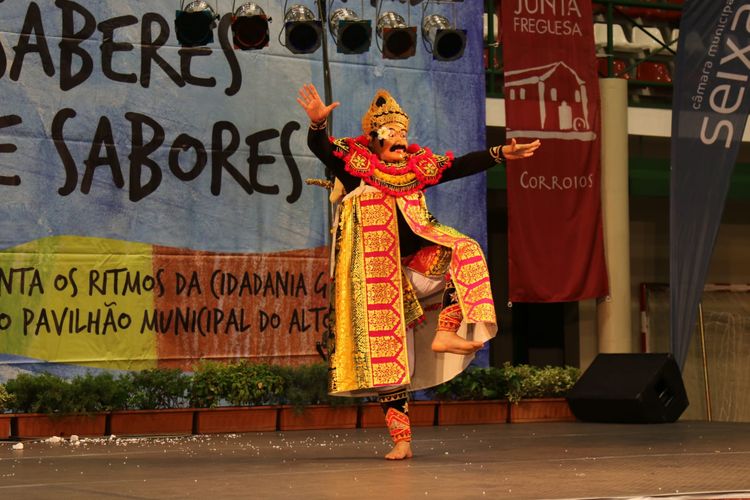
[502,0,608,302]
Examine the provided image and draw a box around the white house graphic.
[504,61,596,141]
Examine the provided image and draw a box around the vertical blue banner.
[670,0,750,367]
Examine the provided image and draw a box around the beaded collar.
[331,136,453,197]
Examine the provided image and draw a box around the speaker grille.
[566,353,689,423]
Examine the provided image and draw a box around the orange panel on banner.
[501,0,609,302]
[152,246,329,369]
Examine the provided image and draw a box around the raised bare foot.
[431,330,484,355]
[385,440,413,460]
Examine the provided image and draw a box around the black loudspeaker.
[566,353,689,423]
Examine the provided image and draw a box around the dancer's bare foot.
[385,440,413,460]
[431,330,484,355]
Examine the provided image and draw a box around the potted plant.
[277,363,358,431]
[191,361,283,433]
[4,372,120,438]
[0,383,11,439]
[434,367,510,425]
[109,368,194,436]
[505,364,579,423]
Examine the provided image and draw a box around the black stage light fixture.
[376,12,416,60]
[175,0,220,47]
[284,4,323,54]
[422,14,466,62]
[232,3,270,50]
[329,8,372,54]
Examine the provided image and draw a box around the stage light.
[422,14,466,62]
[376,12,416,60]
[175,0,220,47]
[231,3,270,50]
[329,8,372,54]
[284,5,323,54]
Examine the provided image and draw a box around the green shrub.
[0,383,13,412]
[503,363,581,403]
[126,368,190,410]
[4,371,134,414]
[502,363,534,403]
[278,363,353,411]
[5,372,75,414]
[69,372,131,413]
[189,360,230,408]
[435,364,581,403]
[279,363,329,408]
[224,361,285,406]
[189,361,285,408]
[434,366,509,401]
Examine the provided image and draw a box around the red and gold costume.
[307,89,505,447]
[308,90,505,398]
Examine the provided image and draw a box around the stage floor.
[2,421,750,499]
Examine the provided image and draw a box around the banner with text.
[670,0,750,368]
[502,0,608,302]
[0,1,487,380]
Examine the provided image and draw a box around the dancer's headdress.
[361,89,409,136]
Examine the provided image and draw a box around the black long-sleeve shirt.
[308,127,500,256]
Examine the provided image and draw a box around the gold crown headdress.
[361,89,409,137]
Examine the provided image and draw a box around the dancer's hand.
[296,83,340,124]
[502,138,541,160]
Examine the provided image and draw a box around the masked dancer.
[297,83,540,460]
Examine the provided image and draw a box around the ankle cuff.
[385,407,412,443]
[438,303,462,332]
